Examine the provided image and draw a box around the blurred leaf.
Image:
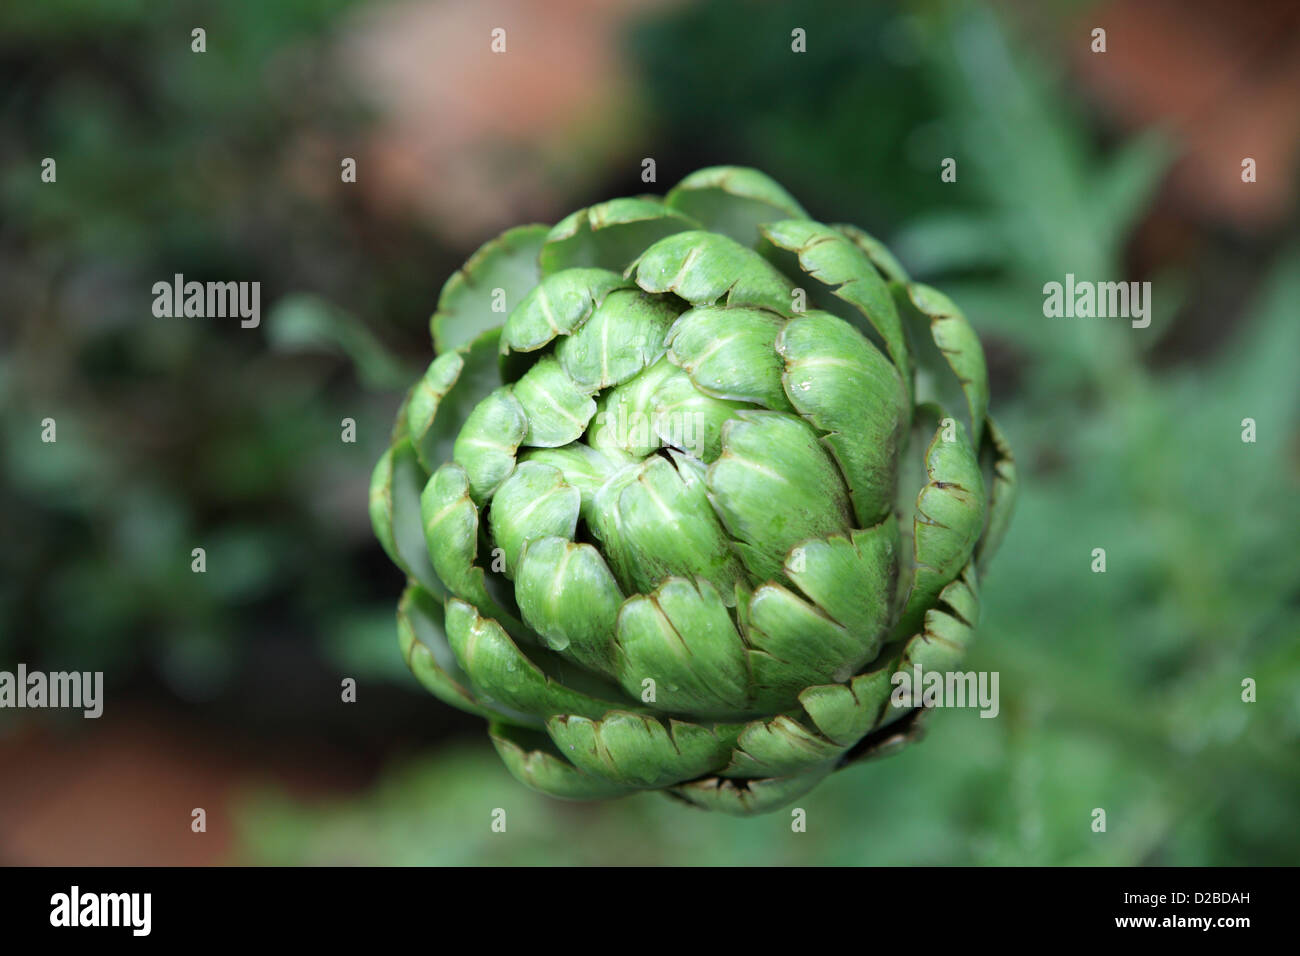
[321,606,411,684]
[892,212,1009,275]
[267,294,415,390]
[1090,131,1176,256]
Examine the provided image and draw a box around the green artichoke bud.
[372,167,1016,815]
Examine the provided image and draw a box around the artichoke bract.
[371,167,1016,815]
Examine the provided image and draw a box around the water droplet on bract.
[547,634,571,652]
[798,379,812,391]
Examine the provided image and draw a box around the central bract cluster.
[372,167,1016,814]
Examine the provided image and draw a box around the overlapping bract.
[372,167,1016,815]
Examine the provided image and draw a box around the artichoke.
[371,167,1016,815]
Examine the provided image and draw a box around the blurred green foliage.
[0,0,437,715]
